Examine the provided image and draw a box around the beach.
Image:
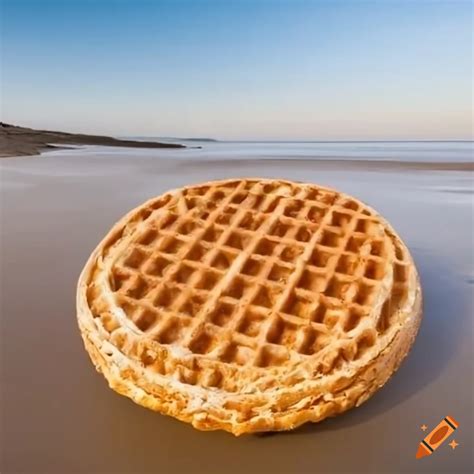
[1,142,472,473]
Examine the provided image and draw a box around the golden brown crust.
[76,178,422,435]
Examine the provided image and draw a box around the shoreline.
[179,157,474,172]
[0,122,185,158]
[1,149,471,173]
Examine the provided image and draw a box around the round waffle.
[77,178,422,435]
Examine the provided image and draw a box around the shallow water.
[129,139,474,163]
[1,145,473,473]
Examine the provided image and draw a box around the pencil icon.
[416,416,459,459]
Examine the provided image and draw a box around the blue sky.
[2,0,472,140]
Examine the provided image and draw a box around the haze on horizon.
[2,0,472,141]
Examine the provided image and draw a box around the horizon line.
[126,137,474,143]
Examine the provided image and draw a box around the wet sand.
[0,122,185,158]
[1,148,473,473]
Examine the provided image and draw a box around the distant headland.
[0,122,185,158]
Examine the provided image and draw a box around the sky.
[1,0,472,140]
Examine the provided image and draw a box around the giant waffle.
[77,178,422,435]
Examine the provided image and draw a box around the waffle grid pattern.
[108,180,411,371]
